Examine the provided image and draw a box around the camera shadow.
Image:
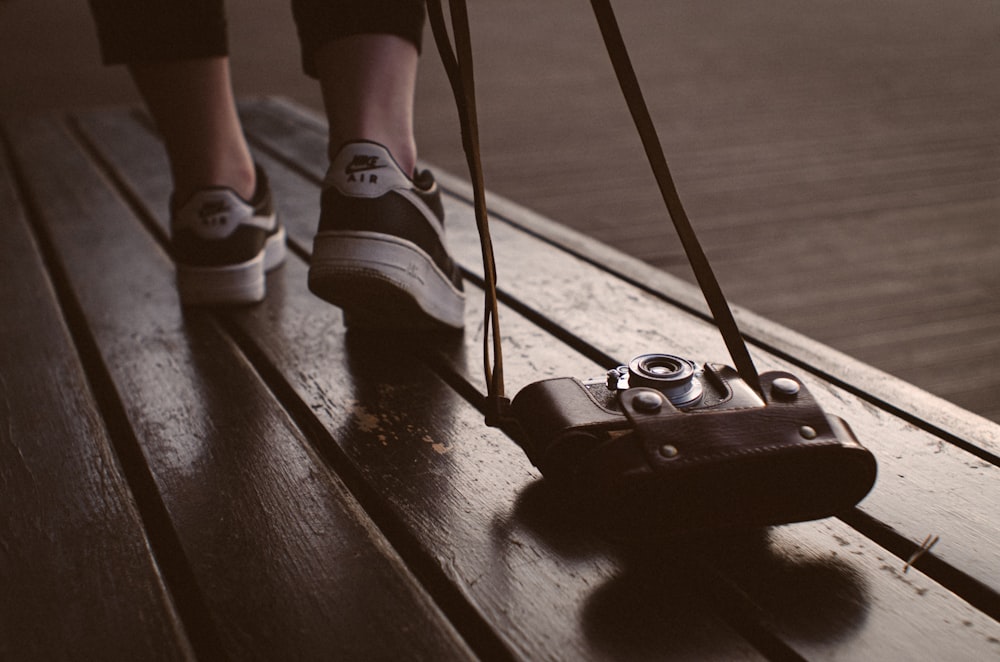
[506,479,872,657]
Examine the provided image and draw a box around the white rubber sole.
[176,226,287,306]
[308,230,465,329]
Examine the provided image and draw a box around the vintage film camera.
[511,353,878,534]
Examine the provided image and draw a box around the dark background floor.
[2,0,997,422]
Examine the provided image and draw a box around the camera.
[589,353,766,412]
[510,353,877,533]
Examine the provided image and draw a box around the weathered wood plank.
[234,271,776,660]
[217,100,1000,660]
[76,106,770,662]
[0,133,192,659]
[6,114,474,661]
[73,100,1000,657]
[232,98,1000,658]
[444,196,1000,598]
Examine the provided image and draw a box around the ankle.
[317,34,420,176]
[390,139,418,176]
[171,159,257,205]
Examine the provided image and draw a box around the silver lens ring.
[627,354,703,406]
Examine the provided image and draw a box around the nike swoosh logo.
[345,162,388,175]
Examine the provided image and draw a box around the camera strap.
[588,0,761,394]
[427,0,764,423]
[427,0,511,424]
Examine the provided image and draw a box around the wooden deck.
[2,98,998,660]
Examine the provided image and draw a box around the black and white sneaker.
[171,165,286,305]
[308,141,466,330]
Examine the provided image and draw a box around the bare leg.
[129,57,256,202]
[127,56,283,307]
[315,34,419,174]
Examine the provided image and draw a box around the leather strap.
[427,0,764,423]
[588,0,761,394]
[426,1,510,423]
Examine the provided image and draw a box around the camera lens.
[627,354,703,406]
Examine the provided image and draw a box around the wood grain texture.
[442,195,1000,593]
[238,99,1000,601]
[0,135,191,660]
[231,102,999,659]
[5,114,473,661]
[13,101,995,659]
[76,107,766,662]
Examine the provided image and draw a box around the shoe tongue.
[326,142,411,198]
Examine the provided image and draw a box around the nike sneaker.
[308,141,466,330]
[171,165,286,305]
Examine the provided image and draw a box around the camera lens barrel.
[627,354,703,406]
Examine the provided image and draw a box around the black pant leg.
[88,0,228,64]
[291,0,426,77]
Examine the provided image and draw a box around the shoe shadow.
[335,324,472,499]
